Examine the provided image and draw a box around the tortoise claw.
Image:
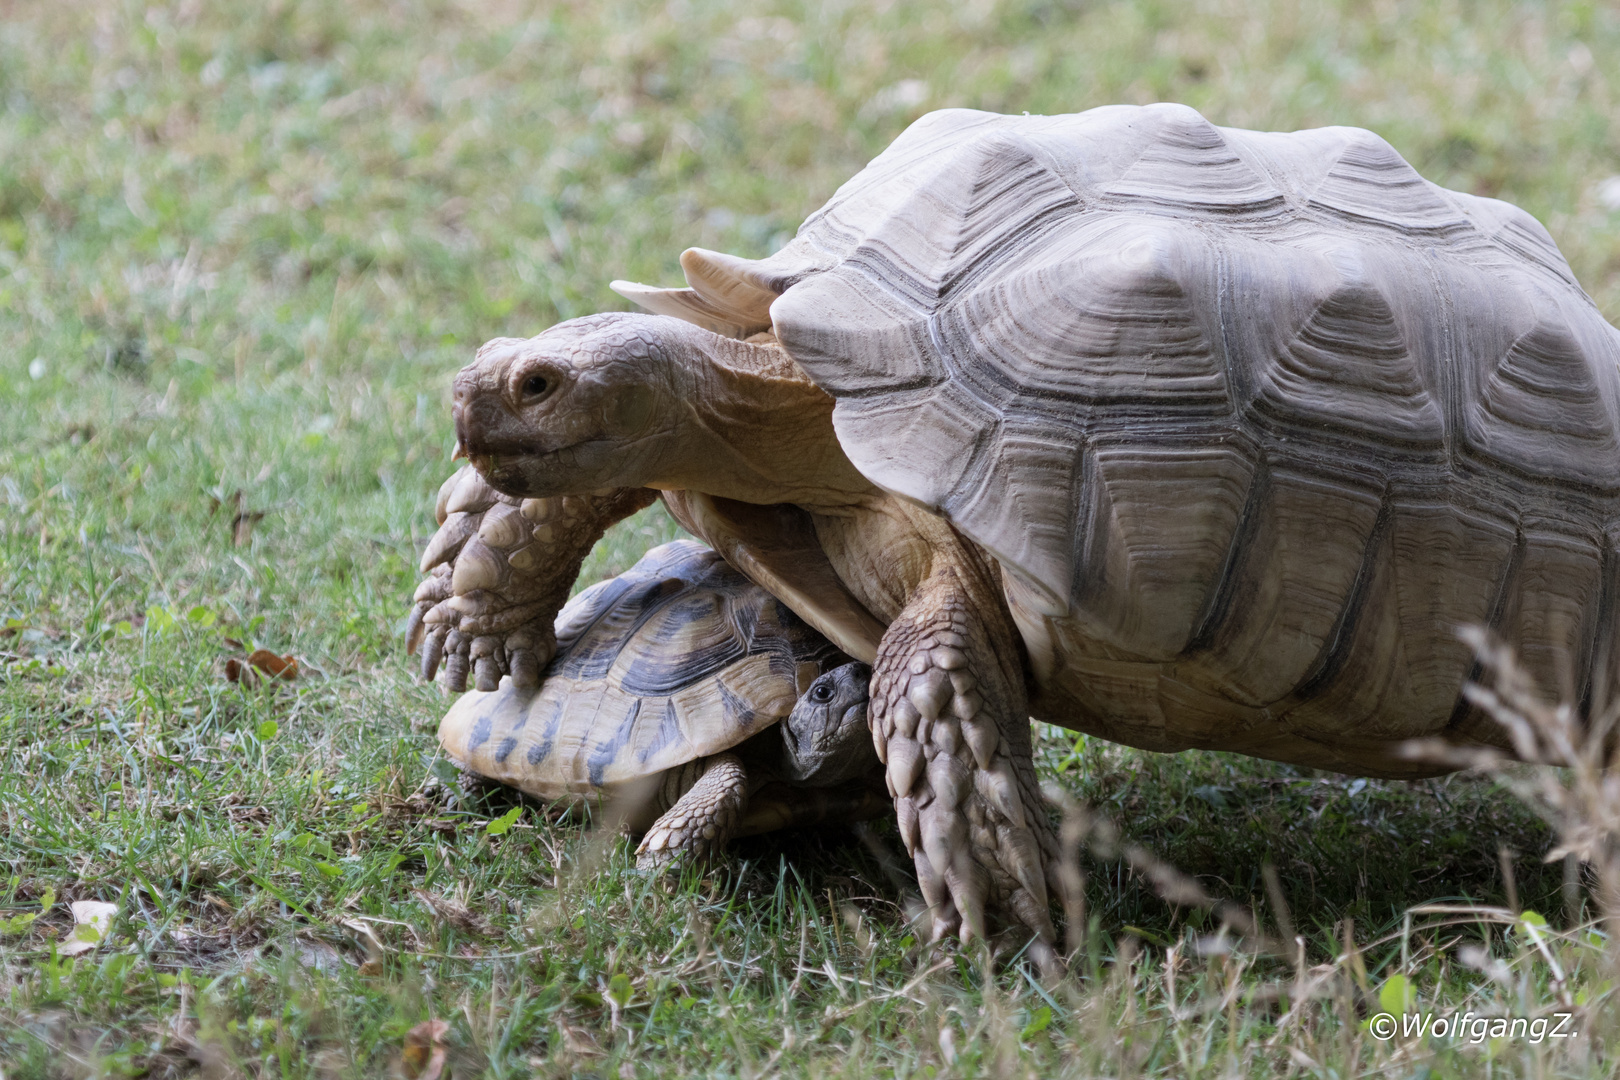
[635,754,747,870]
[408,476,656,694]
[420,625,448,683]
[875,566,1066,947]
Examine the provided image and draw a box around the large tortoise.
[432,539,885,862]
[427,104,1620,944]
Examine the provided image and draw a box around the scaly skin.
[407,466,655,691]
[447,313,1075,944]
[873,560,1064,943]
[809,491,1067,942]
[634,753,749,869]
[635,663,877,866]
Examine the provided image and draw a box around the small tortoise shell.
[437,540,846,799]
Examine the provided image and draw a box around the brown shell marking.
[437,541,844,799]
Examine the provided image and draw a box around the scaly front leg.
[872,561,1066,944]
[635,754,749,869]
[407,464,656,690]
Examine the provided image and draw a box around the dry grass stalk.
[1407,626,1620,940]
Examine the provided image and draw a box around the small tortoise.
[434,539,886,863]
[429,104,1620,944]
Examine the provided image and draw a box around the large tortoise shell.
[437,540,845,799]
[619,104,1620,772]
[761,105,1620,610]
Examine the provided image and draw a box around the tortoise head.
[781,661,874,785]
[452,313,682,498]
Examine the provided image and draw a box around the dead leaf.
[402,1019,449,1080]
[225,804,271,826]
[231,510,266,546]
[58,900,118,956]
[224,650,299,686]
[249,649,298,679]
[289,937,351,974]
[413,889,494,936]
[220,792,269,823]
[343,918,387,974]
[555,1015,602,1058]
[209,489,268,545]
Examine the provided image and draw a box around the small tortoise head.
[452,313,684,498]
[781,661,874,785]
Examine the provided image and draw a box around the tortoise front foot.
[635,754,748,870]
[874,566,1067,945]
[407,465,656,691]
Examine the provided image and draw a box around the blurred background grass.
[5,0,1619,711]
[2,0,1620,1074]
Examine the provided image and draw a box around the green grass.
[2,0,1619,1075]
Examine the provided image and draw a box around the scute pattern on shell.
[736,103,1620,769]
[437,540,846,800]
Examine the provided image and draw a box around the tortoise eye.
[522,374,549,397]
[810,682,834,703]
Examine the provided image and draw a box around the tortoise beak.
[451,366,539,483]
[451,366,502,460]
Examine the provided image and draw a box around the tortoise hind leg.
[873,562,1067,945]
[635,754,749,869]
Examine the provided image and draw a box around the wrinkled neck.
[646,333,876,507]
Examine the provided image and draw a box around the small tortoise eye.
[522,374,549,397]
[810,682,834,703]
